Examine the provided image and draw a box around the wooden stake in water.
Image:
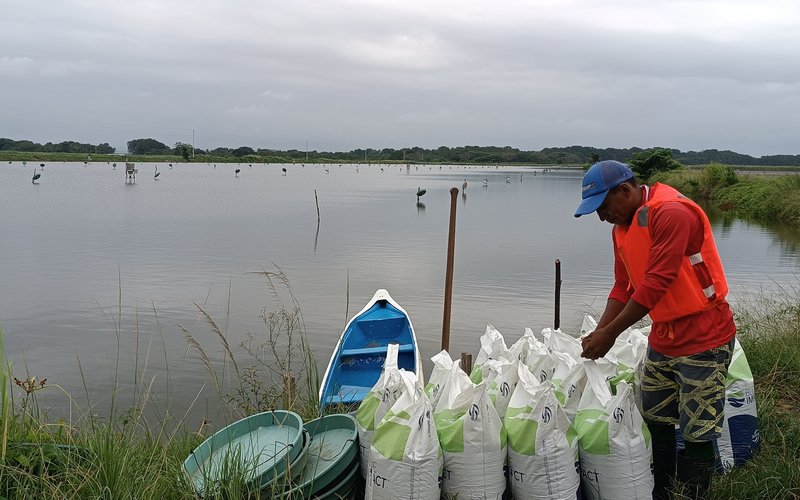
[460,352,473,376]
[554,259,562,330]
[442,187,459,351]
[314,189,320,224]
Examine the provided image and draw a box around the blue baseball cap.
[574,160,635,217]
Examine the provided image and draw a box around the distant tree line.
[3,137,800,166]
[0,138,114,154]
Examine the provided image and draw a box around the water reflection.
[416,201,426,214]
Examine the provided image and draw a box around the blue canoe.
[318,289,423,409]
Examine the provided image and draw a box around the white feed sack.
[505,361,580,500]
[483,357,520,420]
[435,382,507,500]
[470,323,508,383]
[434,359,474,414]
[508,327,547,365]
[575,361,653,500]
[550,350,586,423]
[541,327,583,361]
[367,377,442,500]
[424,349,456,408]
[355,344,417,479]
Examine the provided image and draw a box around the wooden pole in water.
[442,187,459,351]
[314,189,320,224]
[554,259,562,330]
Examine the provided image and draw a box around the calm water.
[1,162,798,425]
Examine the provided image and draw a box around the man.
[574,160,736,499]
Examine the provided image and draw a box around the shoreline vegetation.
[2,137,800,167]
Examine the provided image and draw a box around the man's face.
[596,184,635,225]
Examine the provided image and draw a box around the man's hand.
[581,328,616,360]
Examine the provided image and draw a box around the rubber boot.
[652,439,677,500]
[677,450,714,499]
[648,423,677,500]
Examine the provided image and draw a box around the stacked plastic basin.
[182,410,361,499]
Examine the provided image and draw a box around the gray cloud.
[1,0,798,156]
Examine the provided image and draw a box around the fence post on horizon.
[441,187,459,352]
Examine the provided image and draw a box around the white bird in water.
[154,166,160,180]
[482,178,488,187]
[32,168,41,184]
[506,176,511,183]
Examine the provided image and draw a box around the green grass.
[706,287,800,499]
[652,163,800,225]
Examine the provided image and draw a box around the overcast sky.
[2,0,799,156]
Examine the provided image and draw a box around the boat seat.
[356,316,407,338]
[340,343,414,357]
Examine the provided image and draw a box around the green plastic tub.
[182,410,304,495]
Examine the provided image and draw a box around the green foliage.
[0,138,114,154]
[174,142,192,161]
[231,146,255,157]
[127,138,171,155]
[4,137,800,167]
[698,162,738,199]
[627,148,684,180]
[653,166,800,226]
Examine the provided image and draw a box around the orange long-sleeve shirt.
[609,186,736,356]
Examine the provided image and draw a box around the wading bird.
[154,166,160,180]
[416,187,427,202]
[462,179,467,191]
[235,168,241,177]
[32,169,41,184]
[282,167,287,176]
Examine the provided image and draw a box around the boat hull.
[319,289,422,409]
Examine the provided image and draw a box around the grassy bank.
[708,289,800,499]
[2,284,799,498]
[651,163,800,225]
